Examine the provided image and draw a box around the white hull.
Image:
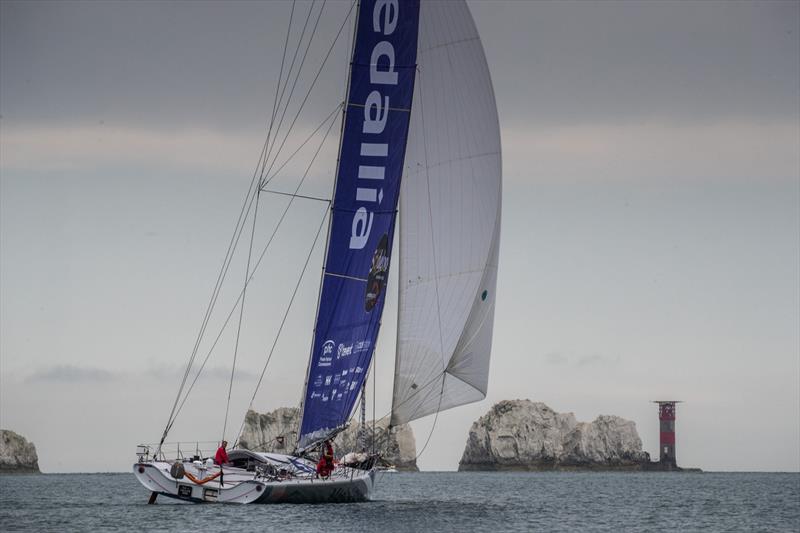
[133,455,374,504]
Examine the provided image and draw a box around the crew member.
[215,440,230,466]
[316,439,334,478]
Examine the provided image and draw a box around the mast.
[296,0,362,450]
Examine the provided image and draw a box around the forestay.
[390,0,502,426]
[298,0,420,451]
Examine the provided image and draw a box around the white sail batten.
[391,0,502,427]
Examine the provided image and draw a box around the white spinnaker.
[390,0,501,427]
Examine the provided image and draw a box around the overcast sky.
[1,0,798,473]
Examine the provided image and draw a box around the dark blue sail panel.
[298,0,420,451]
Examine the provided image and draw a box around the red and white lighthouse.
[653,401,681,468]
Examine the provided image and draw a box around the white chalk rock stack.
[459,400,649,470]
[239,407,418,471]
[0,429,40,473]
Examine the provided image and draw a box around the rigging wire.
[418,66,448,373]
[293,0,358,453]
[168,107,341,426]
[158,119,263,448]
[372,66,447,463]
[158,1,305,448]
[222,190,261,442]
[259,102,343,189]
[222,0,335,435]
[263,0,326,178]
[401,66,447,462]
[366,375,445,467]
[160,0,355,447]
[257,0,297,186]
[232,104,340,445]
[411,379,445,462]
[233,205,330,448]
[261,190,330,203]
[260,0,356,190]
[371,368,445,425]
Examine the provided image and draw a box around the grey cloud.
[199,366,258,382]
[2,1,797,132]
[23,364,255,384]
[0,0,351,130]
[142,364,257,382]
[544,352,568,365]
[25,365,118,383]
[472,0,799,126]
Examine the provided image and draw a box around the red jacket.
[215,446,230,465]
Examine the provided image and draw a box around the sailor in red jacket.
[215,440,230,466]
[316,440,334,478]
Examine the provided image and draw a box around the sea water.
[1,471,798,532]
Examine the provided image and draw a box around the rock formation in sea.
[459,400,650,471]
[0,429,40,473]
[239,407,418,471]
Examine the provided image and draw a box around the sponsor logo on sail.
[365,234,389,311]
[337,343,353,359]
[319,340,336,367]
[355,340,371,353]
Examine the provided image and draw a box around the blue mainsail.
[297,0,420,451]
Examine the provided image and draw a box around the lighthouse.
[653,401,681,469]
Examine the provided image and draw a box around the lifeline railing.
[136,441,222,463]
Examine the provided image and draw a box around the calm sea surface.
[1,472,798,532]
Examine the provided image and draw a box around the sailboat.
[133,0,500,504]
